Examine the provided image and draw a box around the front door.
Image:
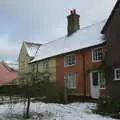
[90,71,100,98]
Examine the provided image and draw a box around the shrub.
[95,96,120,118]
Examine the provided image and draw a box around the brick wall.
[56,44,104,97]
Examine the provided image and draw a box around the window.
[91,71,106,89]
[92,72,99,86]
[43,60,49,70]
[65,72,76,89]
[114,68,120,80]
[92,47,103,62]
[32,63,35,72]
[64,54,76,66]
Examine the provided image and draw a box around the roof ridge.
[24,20,106,49]
[31,20,105,63]
[24,41,42,46]
[78,20,106,31]
[41,35,66,46]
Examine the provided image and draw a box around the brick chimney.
[67,9,80,36]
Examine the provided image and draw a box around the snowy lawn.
[0,102,117,120]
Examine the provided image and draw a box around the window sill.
[64,64,76,67]
[92,60,103,63]
[67,88,76,90]
[113,78,120,81]
[100,88,106,89]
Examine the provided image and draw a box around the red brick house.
[56,10,106,98]
[56,44,105,99]
[20,9,106,99]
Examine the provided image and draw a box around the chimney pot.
[70,10,73,14]
[73,9,76,14]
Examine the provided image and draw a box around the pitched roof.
[101,0,119,33]
[7,63,18,71]
[31,21,105,62]
[0,63,18,84]
[24,41,41,57]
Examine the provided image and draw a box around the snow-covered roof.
[7,63,18,71]
[0,63,18,84]
[31,21,105,62]
[24,42,41,57]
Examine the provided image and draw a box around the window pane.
[92,72,99,86]
[66,72,76,89]
[92,47,103,61]
[65,55,76,66]
[116,69,120,79]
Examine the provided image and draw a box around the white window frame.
[99,71,106,89]
[114,68,120,80]
[64,54,76,67]
[92,47,103,62]
[65,72,77,89]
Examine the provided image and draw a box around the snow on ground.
[0,102,117,120]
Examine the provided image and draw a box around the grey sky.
[0,0,117,61]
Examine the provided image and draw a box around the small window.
[92,47,103,62]
[65,72,76,89]
[64,54,76,66]
[114,68,120,80]
[43,60,48,68]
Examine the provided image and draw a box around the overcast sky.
[0,0,117,62]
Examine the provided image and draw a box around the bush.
[94,96,120,119]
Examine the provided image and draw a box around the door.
[90,71,100,98]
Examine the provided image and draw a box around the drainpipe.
[82,52,86,100]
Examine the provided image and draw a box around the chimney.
[67,9,80,36]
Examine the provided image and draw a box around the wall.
[56,45,104,97]
[104,2,120,98]
[29,57,56,83]
[18,43,31,74]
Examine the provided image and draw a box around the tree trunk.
[26,96,30,118]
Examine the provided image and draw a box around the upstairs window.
[43,60,49,70]
[114,68,120,80]
[92,47,103,62]
[64,54,76,66]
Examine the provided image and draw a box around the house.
[18,42,56,83]
[19,9,106,99]
[0,62,18,95]
[0,62,18,85]
[18,41,41,73]
[6,62,18,71]
[101,0,120,98]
